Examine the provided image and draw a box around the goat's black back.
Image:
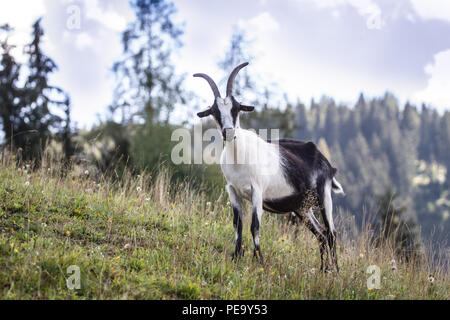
[262,139,336,213]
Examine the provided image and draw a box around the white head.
[194,62,255,142]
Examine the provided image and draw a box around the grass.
[0,155,448,300]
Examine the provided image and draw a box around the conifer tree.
[0,19,68,162]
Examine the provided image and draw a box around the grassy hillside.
[0,158,448,300]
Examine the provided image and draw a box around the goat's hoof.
[253,250,264,265]
[231,249,244,261]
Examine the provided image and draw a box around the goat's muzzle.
[222,128,235,142]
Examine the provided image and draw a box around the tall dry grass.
[0,148,448,299]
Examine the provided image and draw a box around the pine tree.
[440,112,450,187]
[294,100,309,139]
[0,20,68,162]
[106,0,188,172]
[375,187,420,260]
[112,0,185,124]
[22,19,66,160]
[217,28,255,100]
[323,100,339,147]
[0,24,22,147]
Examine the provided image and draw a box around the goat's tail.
[331,177,345,195]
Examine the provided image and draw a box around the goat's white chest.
[220,129,295,201]
[221,162,253,200]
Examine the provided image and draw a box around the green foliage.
[130,122,176,172]
[79,121,133,174]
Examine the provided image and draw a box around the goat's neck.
[223,126,261,165]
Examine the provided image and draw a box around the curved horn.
[193,73,221,98]
[226,62,249,97]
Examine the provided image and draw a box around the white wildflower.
[25,181,30,187]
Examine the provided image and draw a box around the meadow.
[0,155,448,300]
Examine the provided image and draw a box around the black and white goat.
[194,62,344,271]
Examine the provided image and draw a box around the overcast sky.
[1,0,450,128]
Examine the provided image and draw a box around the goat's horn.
[226,62,249,97]
[193,73,221,98]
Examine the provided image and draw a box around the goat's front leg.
[226,184,244,260]
[251,185,264,265]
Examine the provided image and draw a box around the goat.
[194,62,345,272]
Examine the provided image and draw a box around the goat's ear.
[197,109,212,118]
[240,105,255,112]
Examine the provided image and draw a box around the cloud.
[0,0,47,61]
[82,0,128,32]
[410,0,450,24]
[237,12,280,36]
[0,0,46,30]
[75,32,94,50]
[413,49,450,112]
[297,0,384,29]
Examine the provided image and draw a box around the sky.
[1,0,450,128]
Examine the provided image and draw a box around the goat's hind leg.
[294,208,329,272]
[317,181,339,272]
